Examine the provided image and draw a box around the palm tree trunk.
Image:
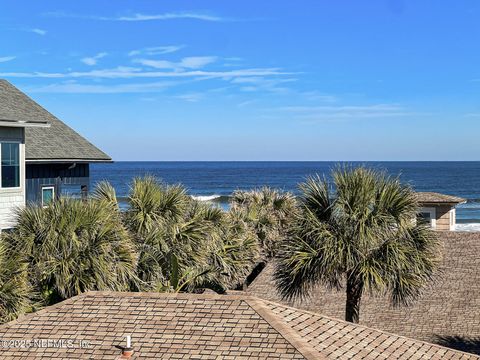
[345,274,363,323]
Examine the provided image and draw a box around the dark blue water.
[90,162,480,224]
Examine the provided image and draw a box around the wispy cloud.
[115,12,225,22]
[31,28,47,36]
[274,104,414,122]
[0,56,16,63]
[25,80,177,94]
[231,76,297,93]
[134,56,218,70]
[175,93,203,102]
[128,45,185,57]
[0,66,291,80]
[44,11,228,22]
[81,52,108,66]
[237,100,257,108]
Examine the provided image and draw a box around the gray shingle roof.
[0,80,49,125]
[0,80,111,162]
[0,292,475,359]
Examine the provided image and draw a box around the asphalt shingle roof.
[416,192,466,205]
[0,292,475,359]
[247,231,480,356]
[0,80,111,162]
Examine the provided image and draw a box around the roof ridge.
[82,290,248,300]
[260,298,480,358]
[246,297,325,360]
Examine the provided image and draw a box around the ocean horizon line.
[105,160,480,163]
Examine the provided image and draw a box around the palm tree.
[7,196,137,305]
[275,167,440,323]
[0,236,31,323]
[231,187,297,259]
[125,176,259,293]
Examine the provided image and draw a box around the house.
[246,231,480,356]
[0,80,111,229]
[416,192,466,231]
[0,291,476,359]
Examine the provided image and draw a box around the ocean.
[90,161,480,229]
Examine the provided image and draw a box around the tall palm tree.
[275,167,440,323]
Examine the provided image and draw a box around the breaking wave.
[455,223,480,232]
[191,194,223,202]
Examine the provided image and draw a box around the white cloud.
[31,28,47,36]
[175,93,203,102]
[0,56,15,63]
[116,12,224,22]
[25,80,177,94]
[81,52,108,66]
[275,104,415,122]
[44,11,227,22]
[0,67,291,80]
[180,56,217,69]
[237,100,257,108]
[128,45,185,57]
[230,76,297,93]
[133,59,176,70]
[133,56,218,70]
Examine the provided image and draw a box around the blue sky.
[1,1,480,160]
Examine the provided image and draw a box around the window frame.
[41,186,55,207]
[0,141,21,190]
[449,208,456,231]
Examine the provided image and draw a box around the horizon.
[3,1,480,161]
[102,160,480,162]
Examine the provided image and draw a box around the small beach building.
[0,80,111,229]
[416,192,466,231]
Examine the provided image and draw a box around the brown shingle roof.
[0,80,111,162]
[0,291,475,359]
[416,192,466,205]
[247,231,480,356]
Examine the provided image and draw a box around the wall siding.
[435,205,452,231]
[26,163,89,203]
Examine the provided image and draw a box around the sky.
[1,1,480,161]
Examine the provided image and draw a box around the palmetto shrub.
[0,237,31,323]
[118,176,260,293]
[6,196,137,305]
[231,187,297,259]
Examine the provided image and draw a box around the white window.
[42,186,55,206]
[418,207,436,229]
[0,142,20,188]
